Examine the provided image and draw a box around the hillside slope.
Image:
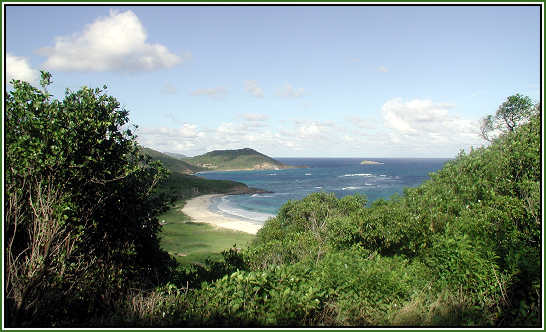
[164,152,187,160]
[142,147,264,200]
[185,148,292,171]
[142,147,204,174]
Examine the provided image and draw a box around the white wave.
[216,198,275,222]
[268,173,277,176]
[251,194,273,198]
[340,173,373,177]
[379,174,387,177]
[342,186,364,190]
[314,186,323,189]
[305,173,312,176]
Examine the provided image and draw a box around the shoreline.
[193,165,303,175]
[181,194,263,235]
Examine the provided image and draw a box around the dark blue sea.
[197,158,450,225]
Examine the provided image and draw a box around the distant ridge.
[141,147,268,199]
[185,148,294,171]
[141,147,204,174]
[164,152,187,160]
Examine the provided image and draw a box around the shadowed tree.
[480,94,537,141]
[5,72,173,326]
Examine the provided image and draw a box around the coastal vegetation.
[5,74,174,326]
[183,147,292,171]
[164,152,188,160]
[143,149,259,265]
[4,74,541,327]
[142,147,260,201]
[146,104,540,327]
[142,147,204,174]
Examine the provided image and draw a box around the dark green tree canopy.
[480,93,537,141]
[5,72,173,325]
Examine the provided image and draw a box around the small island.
[360,160,384,165]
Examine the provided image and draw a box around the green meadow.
[159,200,255,265]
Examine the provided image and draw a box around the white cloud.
[216,122,241,135]
[6,53,39,85]
[297,123,321,138]
[244,80,264,98]
[38,9,184,72]
[136,102,482,158]
[137,120,302,157]
[136,124,206,155]
[382,98,454,133]
[343,135,355,142]
[346,115,378,130]
[205,122,299,155]
[378,66,388,73]
[293,120,335,140]
[190,87,228,99]
[242,113,268,122]
[277,83,305,98]
[381,98,482,153]
[140,124,202,139]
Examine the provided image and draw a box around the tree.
[480,94,537,141]
[5,72,173,326]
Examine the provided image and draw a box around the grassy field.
[159,200,255,265]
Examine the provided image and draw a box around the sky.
[4,4,542,158]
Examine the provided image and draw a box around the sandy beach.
[181,194,263,235]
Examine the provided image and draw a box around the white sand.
[181,194,262,235]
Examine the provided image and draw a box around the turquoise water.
[198,158,450,224]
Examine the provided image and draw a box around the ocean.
[197,158,451,225]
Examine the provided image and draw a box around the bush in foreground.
[5,74,173,326]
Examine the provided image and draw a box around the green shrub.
[312,247,431,325]
[179,264,323,326]
[245,232,320,269]
[5,74,173,326]
[256,193,366,245]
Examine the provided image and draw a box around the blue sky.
[5,5,541,157]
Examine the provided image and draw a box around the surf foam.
[340,173,373,177]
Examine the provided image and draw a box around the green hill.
[185,148,292,171]
[142,147,203,174]
[164,152,188,160]
[142,147,263,201]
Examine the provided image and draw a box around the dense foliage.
[159,172,252,202]
[4,74,174,326]
[125,105,541,327]
[4,76,541,328]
